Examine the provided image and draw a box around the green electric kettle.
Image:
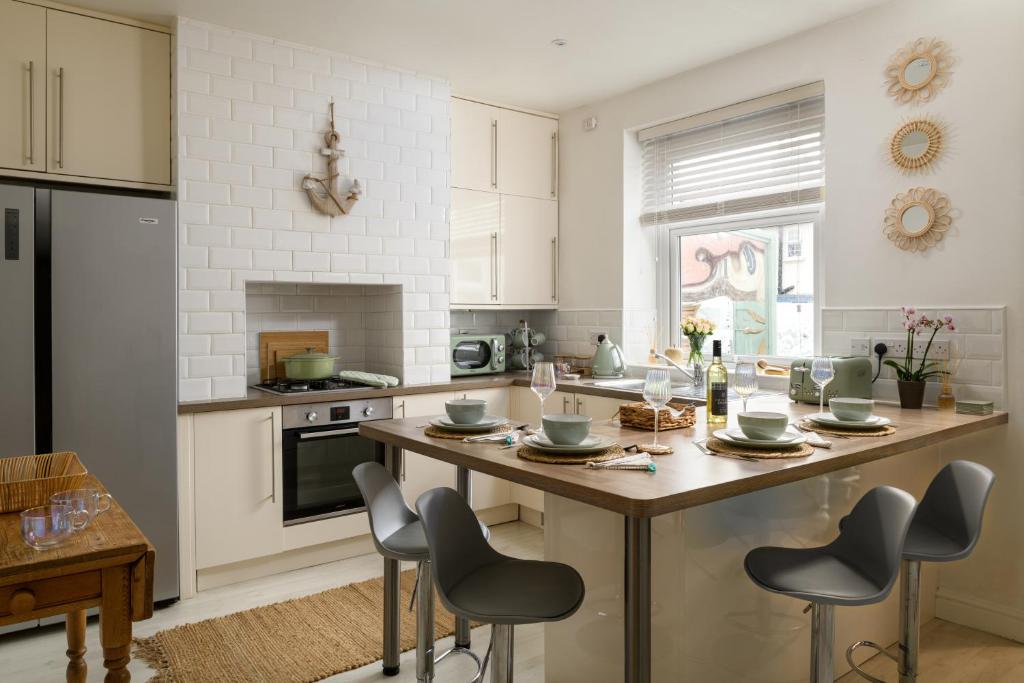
[591,334,627,378]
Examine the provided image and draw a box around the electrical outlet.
[874,337,907,357]
[913,339,948,361]
[850,337,871,357]
[589,330,608,345]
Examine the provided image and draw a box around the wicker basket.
[617,401,696,431]
[0,451,88,513]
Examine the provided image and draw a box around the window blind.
[640,85,824,226]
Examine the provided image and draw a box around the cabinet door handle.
[268,412,277,502]
[550,131,558,197]
[397,401,406,480]
[57,67,64,169]
[551,237,557,301]
[491,120,498,188]
[490,232,498,300]
[562,396,570,413]
[576,397,583,415]
[26,62,34,165]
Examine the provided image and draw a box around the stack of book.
[955,400,994,416]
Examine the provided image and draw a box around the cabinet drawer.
[0,571,101,619]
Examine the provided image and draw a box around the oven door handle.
[298,427,362,439]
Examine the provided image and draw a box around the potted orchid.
[681,316,716,368]
[884,306,955,409]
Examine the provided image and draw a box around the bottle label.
[710,383,729,415]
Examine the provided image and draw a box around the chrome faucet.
[654,352,696,384]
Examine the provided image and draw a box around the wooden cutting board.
[258,331,329,382]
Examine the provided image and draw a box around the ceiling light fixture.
[551,38,568,47]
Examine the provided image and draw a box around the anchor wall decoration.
[302,100,362,217]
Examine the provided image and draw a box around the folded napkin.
[337,370,400,388]
[802,431,832,449]
[586,452,656,472]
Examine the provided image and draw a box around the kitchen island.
[360,398,1007,682]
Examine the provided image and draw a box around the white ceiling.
[77,0,887,112]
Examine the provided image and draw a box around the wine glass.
[642,368,672,446]
[734,361,758,413]
[531,362,557,428]
[811,356,835,416]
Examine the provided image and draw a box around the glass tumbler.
[21,504,89,549]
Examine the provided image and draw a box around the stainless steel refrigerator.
[0,183,178,607]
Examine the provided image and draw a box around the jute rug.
[134,569,461,682]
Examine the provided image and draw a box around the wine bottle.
[706,340,728,425]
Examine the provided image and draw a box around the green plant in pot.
[884,307,955,408]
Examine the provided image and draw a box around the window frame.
[656,205,824,364]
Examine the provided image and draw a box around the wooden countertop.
[176,374,670,414]
[359,399,1008,518]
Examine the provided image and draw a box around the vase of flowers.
[681,317,715,389]
[884,307,955,409]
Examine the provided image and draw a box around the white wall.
[558,0,1024,638]
[176,18,452,400]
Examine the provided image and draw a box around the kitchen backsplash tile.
[821,307,1007,409]
[177,18,451,401]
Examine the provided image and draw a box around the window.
[641,83,824,359]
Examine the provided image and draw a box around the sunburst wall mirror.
[883,187,952,252]
[890,117,944,172]
[885,38,953,104]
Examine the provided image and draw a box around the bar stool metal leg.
[382,446,403,676]
[489,624,514,683]
[455,466,473,649]
[624,516,652,683]
[416,561,435,682]
[898,559,921,683]
[810,603,835,683]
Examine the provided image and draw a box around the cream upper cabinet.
[451,188,501,306]
[498,109,558,200]
[500,195,558,306]
[46,10,170,185]
[0,0,45,172]
[452,98,496,192]
[193,407,283,569]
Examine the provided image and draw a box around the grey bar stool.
[416,487,586,683]
[353,462,486,682]
[846,461,995,683]
[744,485,917,683]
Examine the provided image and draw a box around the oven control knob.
[305,411,318,423]
[363,406,375,417]
[496,343,505,352]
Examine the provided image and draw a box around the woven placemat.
[424,423,514,440]
[517,444,625,465]
[797,419,897,438]
[705,437,813,459]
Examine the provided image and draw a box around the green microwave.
[788,357,873,404]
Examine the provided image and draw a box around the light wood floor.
[0,519,1020,682]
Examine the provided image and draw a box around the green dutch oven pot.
[282,348,338,380]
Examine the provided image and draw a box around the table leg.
[455,465,472,649]
[65,609,87,683]
[625,516,651,683]
[100,566,132,683]
[383,445,402,676]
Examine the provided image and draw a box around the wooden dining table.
[0,474,154,682]
[361,399,1008,682]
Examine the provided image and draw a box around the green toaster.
[788,357,873,404]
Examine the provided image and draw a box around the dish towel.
[337,370,401,388]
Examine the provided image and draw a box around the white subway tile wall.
[820,307,1007,408]
[177,19,451,400]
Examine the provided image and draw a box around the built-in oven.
[281,397,393,526]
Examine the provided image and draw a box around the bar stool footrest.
[845,640,896,683]
[433,644,485,683]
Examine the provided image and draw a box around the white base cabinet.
[192,407,283,570]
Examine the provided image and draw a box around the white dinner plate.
[806,413,891,429]
[429,416,508,433]
[713,428,807,449]
[522,434,615,455]
[721,427,801,445]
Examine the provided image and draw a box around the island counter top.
[359,398,1007,518]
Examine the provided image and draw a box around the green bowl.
[542,414,592,445]
[829,398,874,421]
[445,399,487,424]
[737,412,788,441]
